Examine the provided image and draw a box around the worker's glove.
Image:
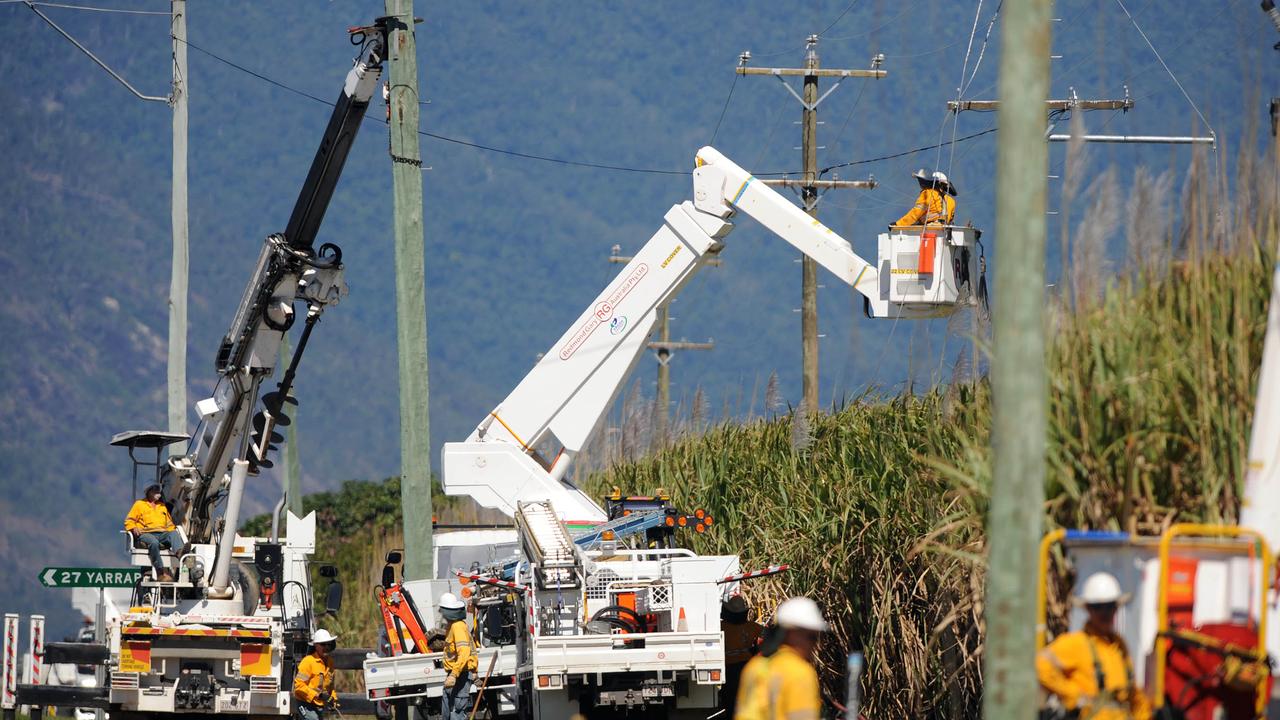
[318,690,332,704]
[443,673,457,689]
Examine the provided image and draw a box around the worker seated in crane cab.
[124,484,184,582]
[892,169,957,228]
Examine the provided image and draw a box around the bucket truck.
[1036,253,1280,720]
[363,147,982,717]
[70,19,391,719]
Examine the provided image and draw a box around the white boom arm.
[1240,251,1280,552]
[441,147,909,520]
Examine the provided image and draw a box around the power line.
[178,36,692,176]
[708,69,739,147]
[1,0,167,14]
[817,0,860,37]
[1113,0,1214,138]
[822,127,997,174]
[180,35,998,179]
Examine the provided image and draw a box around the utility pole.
[168,0,188,448]
[981,0,1050,718]
[738,38,883,418]
[384,0,432,582]
[608,246,715,446]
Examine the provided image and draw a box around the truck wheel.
[232,559,260,615]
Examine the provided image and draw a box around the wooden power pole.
[168,0,188,447]
[738,37,882,417]
[384,0,433,582]
[981,0,1051,717]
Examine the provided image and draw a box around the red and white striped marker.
[27,615,43,686]
[454,570,529,593]
[2,613,18,710]
[715,564,790,584]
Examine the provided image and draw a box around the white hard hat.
[1074,571,1130,605]
[774,597,829,632]
[439,592,465,610]
[311,629,338,644]
[931,171,949,185]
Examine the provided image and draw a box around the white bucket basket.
[871,226,978,319]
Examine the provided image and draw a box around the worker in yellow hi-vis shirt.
[123,484,183,582]
[734,596,828,720]
[293,629,337,720]
[1037,572,1151,720]
[893,169,957,228]
[439,592,478,720]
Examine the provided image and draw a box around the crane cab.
[870,225,983,319]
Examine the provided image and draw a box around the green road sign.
[40,567,143,588]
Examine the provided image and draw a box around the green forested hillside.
[0,0,1270,639]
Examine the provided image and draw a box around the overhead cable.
[1113,0,1214,139]
[1,0,167,14]
[822,127,997,174]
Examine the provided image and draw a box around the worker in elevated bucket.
[440,592,478,720]
[1037,571,1151,720]
[123,483,183,582]
[721,594,764,716]
[734,596,827,720]
[293,629,338,720]
[893,169,957,228]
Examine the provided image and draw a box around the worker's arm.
[1036,637,1085,709]
[894,191,928,227]
[123,501,146,533]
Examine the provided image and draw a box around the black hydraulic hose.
[590,605,644,633]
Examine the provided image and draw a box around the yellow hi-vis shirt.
[1037,630,1152,720]
[442,620,478,676]
[124,499,176,533]
[293,653,334,707]
[895,188,956,227]
[734,645,821,720]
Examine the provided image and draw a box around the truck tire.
[232,559,260,616]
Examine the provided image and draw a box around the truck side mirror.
[325,581,343,615]
[385,550,403,565]
[381,564,395,589]
[318,564,338,579]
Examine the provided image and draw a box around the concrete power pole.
[384,0,433,582]
[168,0,188,447]
[738,37,882,417]
[981,0,1051,718]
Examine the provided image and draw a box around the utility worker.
[123,484,183,582]
[440,592,477,720]
[721,595,764,716]
[1037,572,1151,720]
[734,596,828,720]
[893,169,957,228]
[293,629,338,720]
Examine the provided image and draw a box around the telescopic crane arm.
[167,21,390,545]
[441,147,888,521]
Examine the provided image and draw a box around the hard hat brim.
[1070,592,1132,607]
